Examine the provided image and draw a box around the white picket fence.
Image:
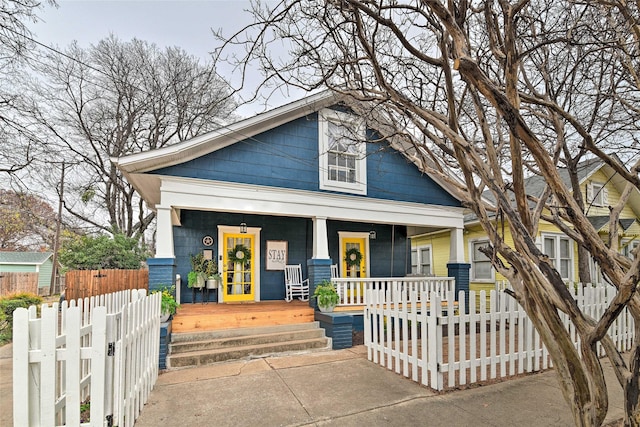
[365,284,635,391]
[13,289,161,427]
[333,276,454,306]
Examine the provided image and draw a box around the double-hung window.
[411,245,432,275]
[587,182,607,207]
[543,234,573,280]
[319,109,367,195]
[471,240,493,281]
[623,240,639,259]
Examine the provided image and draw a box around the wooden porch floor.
[171,300,315,333]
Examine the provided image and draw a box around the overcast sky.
[29,0,300,115]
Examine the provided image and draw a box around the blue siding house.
[113,91,468,304]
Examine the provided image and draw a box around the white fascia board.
[158,177,465,229]
[111,91,337,174]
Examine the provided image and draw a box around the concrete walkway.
[0,342,626,426]
[0,343,13,427]
[135,346,625,427]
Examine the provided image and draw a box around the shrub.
[0,292,43,345]
[58,232,149,270]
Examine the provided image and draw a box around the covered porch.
[171,276,458,333]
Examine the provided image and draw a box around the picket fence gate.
[365,284,635,391]
[13,289,161,427]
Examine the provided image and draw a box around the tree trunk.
[520,284,608,426]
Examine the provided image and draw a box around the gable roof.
[468,157,640,224]
[112,90,463,207]
[0,251,53,265]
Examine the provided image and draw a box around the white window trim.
[411,244,433,276]
[469,239,495,283]
[587,182,608,207]
[622,239,639,259]
[318,108,367,195]
[541,233,574,282]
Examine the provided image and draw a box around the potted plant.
[153,286,179,322]
[313,279,339,313]
[205,259,221,289]
[188,253,207,289]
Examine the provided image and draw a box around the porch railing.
[333,276,455,306]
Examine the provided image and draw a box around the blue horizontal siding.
[156,115,320,192]
[366,142,459,206]
[152,109,460,208]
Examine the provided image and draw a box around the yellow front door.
[342,237,367,278]
[223,233,255,302]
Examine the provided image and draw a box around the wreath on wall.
[344,248,363,267]
[228,244,251,265]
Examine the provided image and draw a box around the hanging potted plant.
[188,253,207,289]
[313,280,339,313]
[344,247,363,277]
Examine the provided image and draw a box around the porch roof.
[159,177,465,230]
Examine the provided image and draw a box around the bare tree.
[0,188,57,250]
[216,1,640,425]
[0,0,56,176]
[26,36,237,239]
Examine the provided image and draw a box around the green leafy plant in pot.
[188,253,208,288]
[204,258,221,289]
[313,279,339,313]
[153,285,179,322]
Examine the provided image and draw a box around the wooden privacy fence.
[365,284,635,391]
[0,272,38,296]
[65,269,148,301]
[13,289,161,427]
[333,276,455,306]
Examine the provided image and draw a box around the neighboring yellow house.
[411,158,640,294]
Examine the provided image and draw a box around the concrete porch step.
[170,322,321,344]
[167,322,331,369]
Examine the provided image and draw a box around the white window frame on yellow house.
[411,244,433,276]
[587,182,608,207]
[622,239,639,259]
[318,108,367,195]
[542,233,574,281]
[469,239,494,282]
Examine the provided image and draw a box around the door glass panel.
[224,234,254,301]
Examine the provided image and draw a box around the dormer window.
[587,182,607,207]
[319,109,367,195]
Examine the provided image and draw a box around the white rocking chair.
[331,264,339,278]
[284,264,309,302]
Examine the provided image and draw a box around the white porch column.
[155,206,175,258]
[449,227,465,263]
[312,216,330,259]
